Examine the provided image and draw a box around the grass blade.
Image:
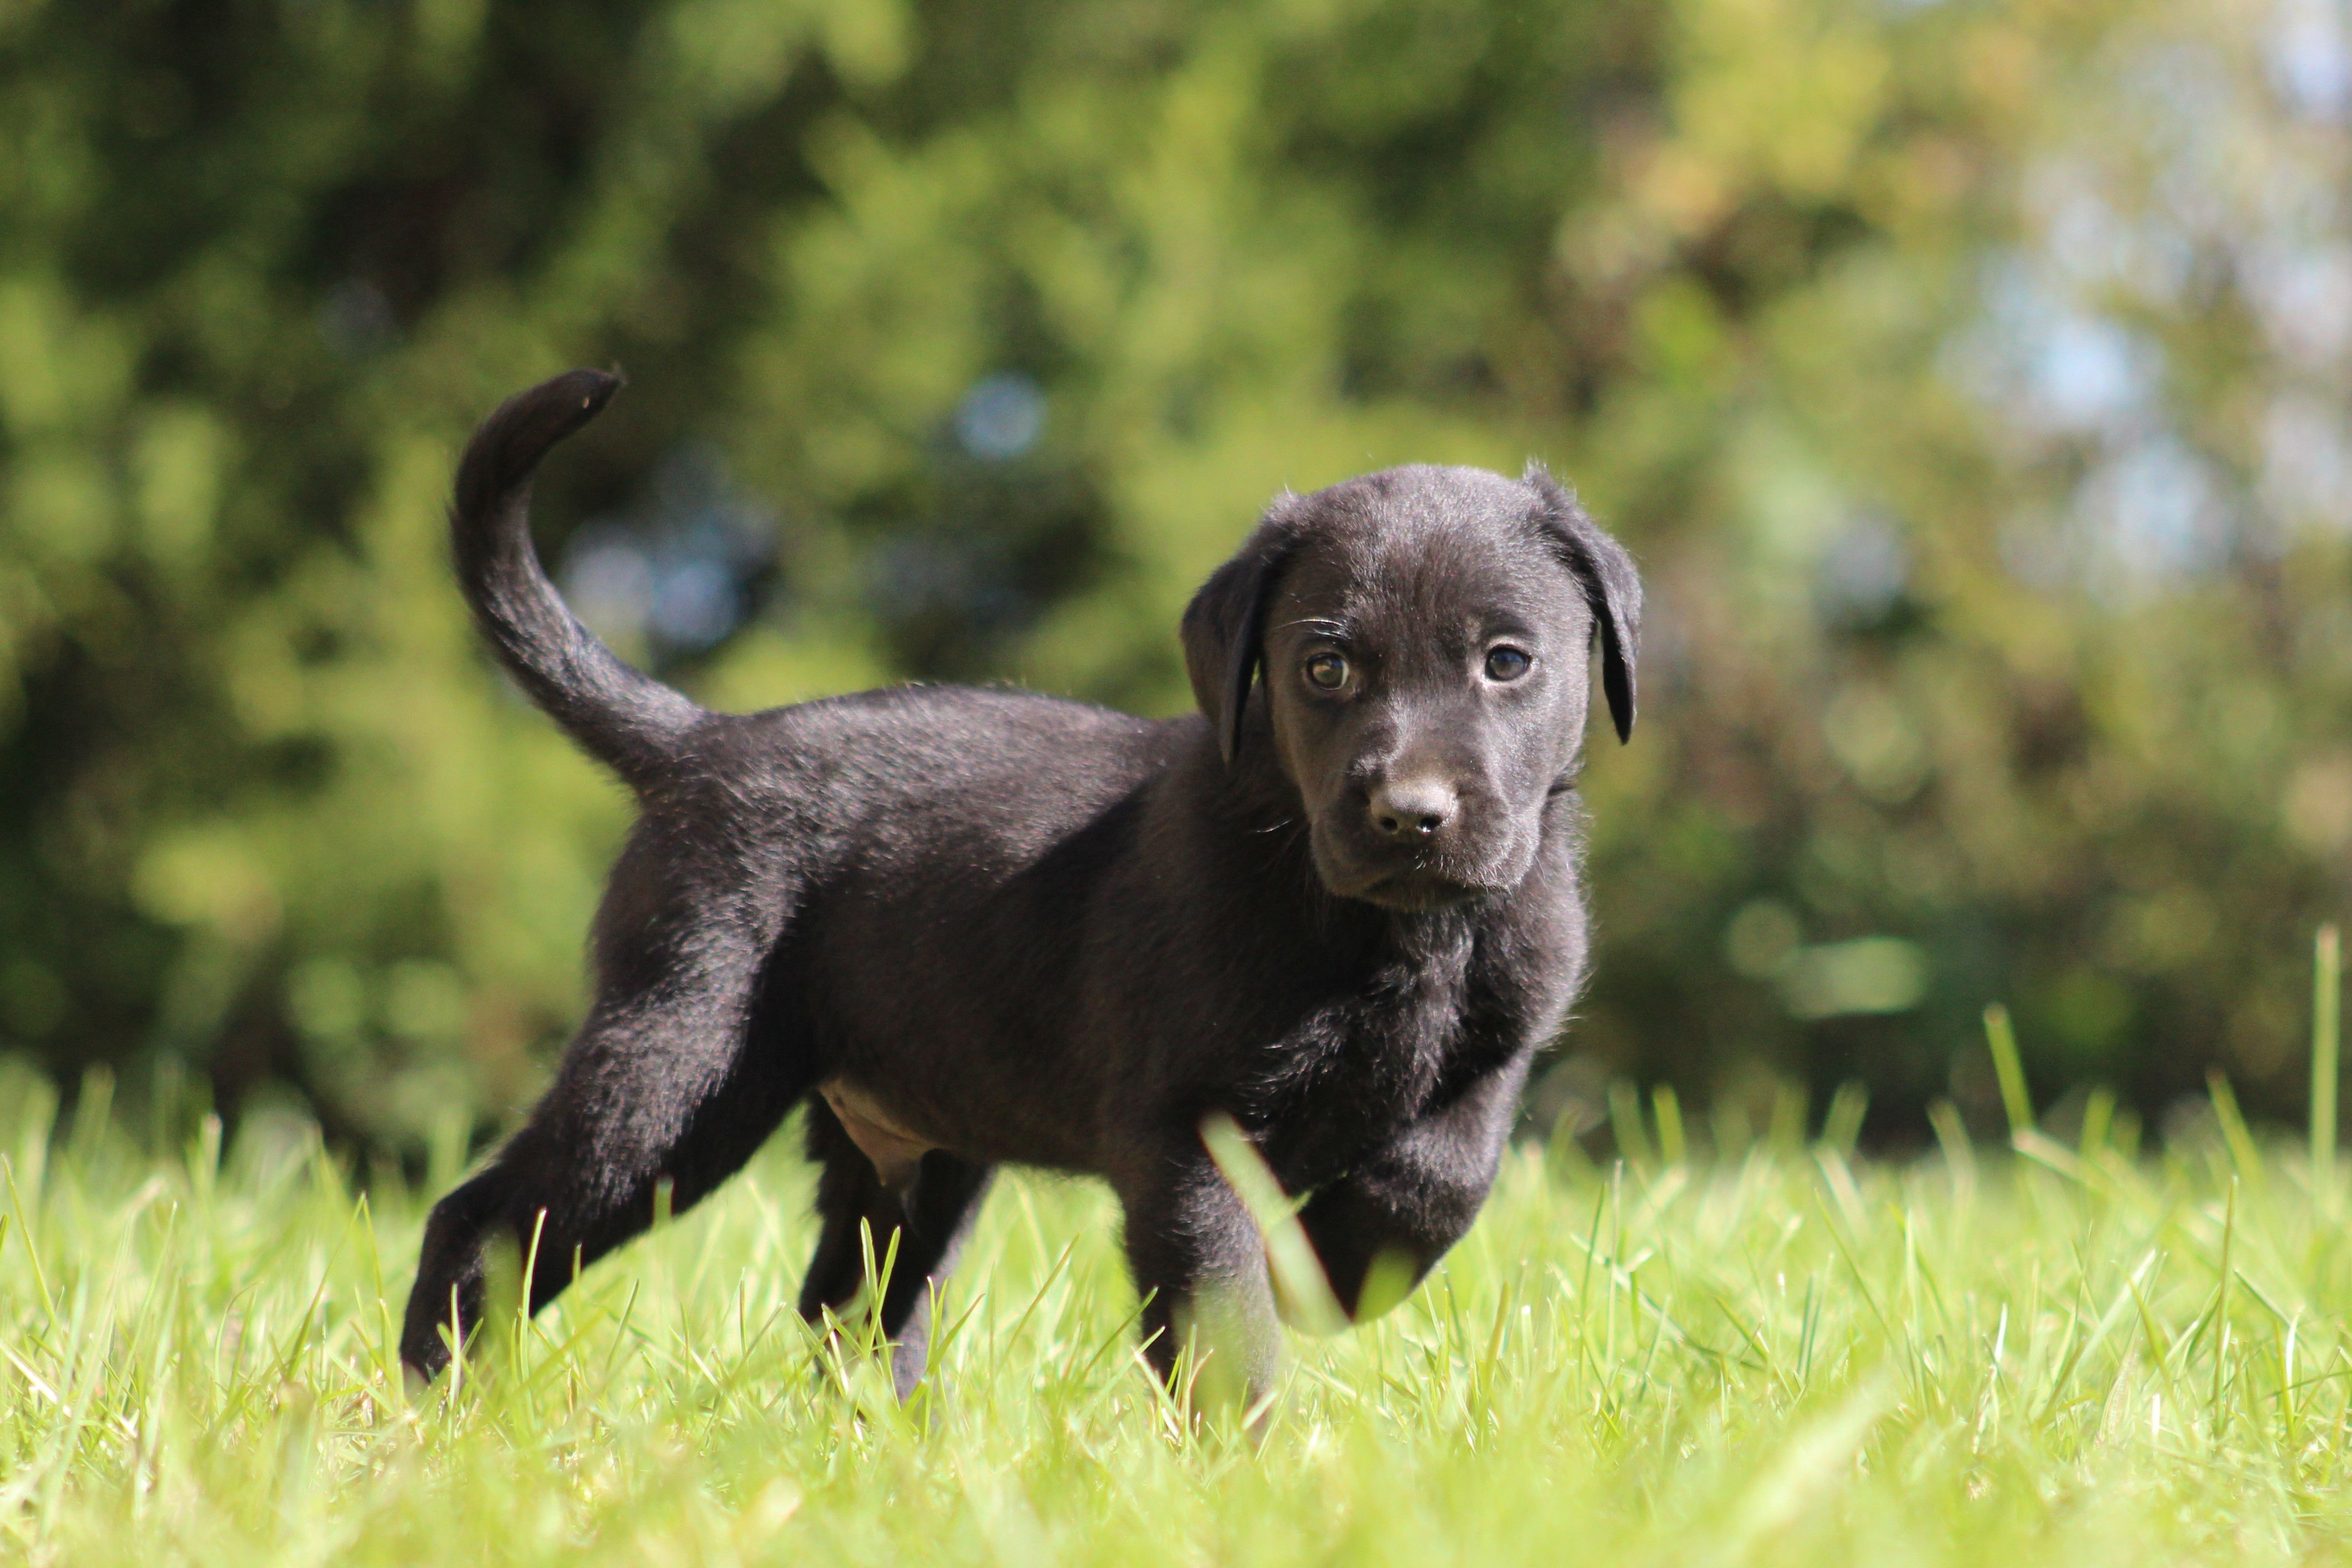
[1199,1112,1347,1336]
[2318,923,2340,1207]
[1984,1004,2033,1142]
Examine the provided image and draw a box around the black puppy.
[399,369,1639,1407]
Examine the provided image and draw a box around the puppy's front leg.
[1289,1053,1532,1325]
[1119,1157,1279,1418]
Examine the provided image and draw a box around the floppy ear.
[1181,508,1296,767]
[1526,465,1641,743]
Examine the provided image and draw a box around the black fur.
[400,371,1640,1409]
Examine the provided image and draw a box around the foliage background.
[2,0,2349,1155]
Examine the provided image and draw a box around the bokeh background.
[4,0,2350,1158]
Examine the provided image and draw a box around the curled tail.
[451,369,705,790]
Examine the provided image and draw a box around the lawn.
[7,1052,2352,1565]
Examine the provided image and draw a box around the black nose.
[1369,778,1459,843]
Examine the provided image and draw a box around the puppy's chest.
[1250,941,1510,1173]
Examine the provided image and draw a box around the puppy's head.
[1183,465,1639,911]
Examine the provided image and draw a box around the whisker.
[1273,617,1352,639]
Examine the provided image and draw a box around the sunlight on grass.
[10,1056,2352,1564]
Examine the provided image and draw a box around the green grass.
[12,1063,2352,1565]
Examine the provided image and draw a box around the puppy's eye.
[1484,646,1532,682]
[1305,652,1349,691]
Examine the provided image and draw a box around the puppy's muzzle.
[1317,774,1526,909]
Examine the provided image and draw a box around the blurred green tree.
[2,0,2347,1152]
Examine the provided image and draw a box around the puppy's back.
[715,684,1180,848]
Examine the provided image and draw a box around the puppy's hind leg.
[400,851,807,1381]
[798,1098,994,1400]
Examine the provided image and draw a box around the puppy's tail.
[450,369,705,790]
